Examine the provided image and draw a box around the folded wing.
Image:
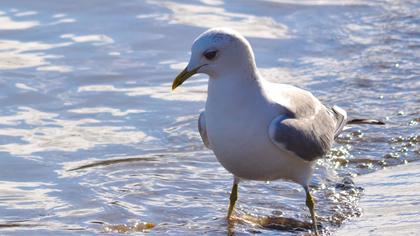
[198,112,211,149]
[268,87,347,162]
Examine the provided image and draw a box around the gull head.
[172,28,257,90]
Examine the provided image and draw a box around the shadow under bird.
[172,28,384,235]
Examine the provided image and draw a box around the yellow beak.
[172,66,202,90]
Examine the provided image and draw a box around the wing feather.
[268,87,346,161]
[198,112,211,149]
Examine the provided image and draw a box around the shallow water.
[0,0,418,235]
[337,161,420,236]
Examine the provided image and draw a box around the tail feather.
[347,119,385,125]
[331,105,347,138]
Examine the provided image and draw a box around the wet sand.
[337,161,420,235]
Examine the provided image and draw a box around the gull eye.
[203,50,217,60]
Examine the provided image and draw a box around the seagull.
[172,28,383,235]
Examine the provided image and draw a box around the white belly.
[205,106,314,186]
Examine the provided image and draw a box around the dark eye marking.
[203,50,218,60]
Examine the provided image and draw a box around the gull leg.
[304,186,319,236]
[227,177,239,219]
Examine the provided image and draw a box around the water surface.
[0,0,418,235]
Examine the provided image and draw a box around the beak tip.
[172,66,198,91]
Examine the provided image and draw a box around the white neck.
[205,69,269,114]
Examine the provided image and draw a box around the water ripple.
[0,0,418,235]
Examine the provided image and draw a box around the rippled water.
[0,0,418,235]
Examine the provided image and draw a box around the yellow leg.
[227,181,238,219]
[305,186,319,235]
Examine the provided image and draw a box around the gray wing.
[198,112,211,149]
[268,88,347,162]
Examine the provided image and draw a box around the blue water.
[0,0,418,235]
